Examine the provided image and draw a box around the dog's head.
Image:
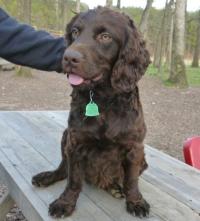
[63,7,150,93]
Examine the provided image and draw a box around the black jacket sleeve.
[0,8,66,72]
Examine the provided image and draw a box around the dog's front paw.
[108,183,125,199]
[126,198,150,217]
[32,171,55,187]
[49,199,75,218]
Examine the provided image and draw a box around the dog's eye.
[102,33,111,41]
[97,32,112,43]
[71,28,80,40]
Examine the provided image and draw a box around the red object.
[183,136,200,170]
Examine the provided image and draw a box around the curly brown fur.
[32,6,150,218]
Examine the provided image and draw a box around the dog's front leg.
[49,144,83,218]
[123,143,150,217]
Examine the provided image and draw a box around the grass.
[186,66,200,86]
[146,64,158,77]
[146,64,200,87]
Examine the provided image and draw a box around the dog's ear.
[111,16,150,94]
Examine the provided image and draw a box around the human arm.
[0,8,66,72]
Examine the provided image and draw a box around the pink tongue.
[68,74,84,85]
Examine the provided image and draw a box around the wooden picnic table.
[0,111,200,221]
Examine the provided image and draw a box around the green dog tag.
[85,101,99,117]
[85,90,100,117]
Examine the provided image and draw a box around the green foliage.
[31,0,56,29]
[186,66,200,86]
[186,11,199,54]
[16,66,33,78]
[121,7,143,26]
[146,64,158,76]
[0,0,88,31]
[0,0,19,18]
[163,79,175,87]
[146,64,200,87]
[147,8,164,48]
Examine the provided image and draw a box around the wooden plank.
[31,111,200,214]
[7,113,200,220]
[145,145,200,184]
[0,118,58,221]
[0,186,14,221]
[83,178,200,221]
[143,166,200,213]
[0,112,161,221]
[24,111,200,218]
[19,111,65,141]
[38,111,69,127]
[1,148,110,221]
[0,118,113,221]
[139,179,200,221]
[20,111,65,131]
[39,111,69,127]
[0,151,52,221]
[143,146,200,213]
[18,113,200,220]
[1,111,200,220]
[0,111,62,166]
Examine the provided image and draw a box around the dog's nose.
[64,49,83,65]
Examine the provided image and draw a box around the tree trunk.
[16,0,32,78]
[168,0,188,88]
[165,0,175,70]
[153,0,168,69]
[60,0,68,31]
[157,0,169,75]
[76,0,80,13]
[191,10,200,67]
[117,0,121,9]
[158,0,176,74]
[106,0,113,8]
[153,35,162,67]
[55,0,60,31]
[23,0,31,24]
[139,0,153,38]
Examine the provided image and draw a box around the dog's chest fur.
[69,102,140,143]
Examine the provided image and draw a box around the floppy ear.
[111,16,150,94]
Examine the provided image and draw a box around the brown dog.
[32,6,150,218]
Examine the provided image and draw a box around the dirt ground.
[0,69,200,220]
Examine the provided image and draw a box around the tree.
[156,0,175,74]
[106,0,113,8]
[153,0,175,69]
[191,10,200,67]
[139,0,153,38]
[153,0,169,68]
[157,0,169,74]
[76,0,80,13]
[55,0,60,30]
[16,0,33,77]
[23,0,31,23]
[168,0,188,87]
[117,0,121,9]
[60,0,68,31]
[165,0,175,70]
